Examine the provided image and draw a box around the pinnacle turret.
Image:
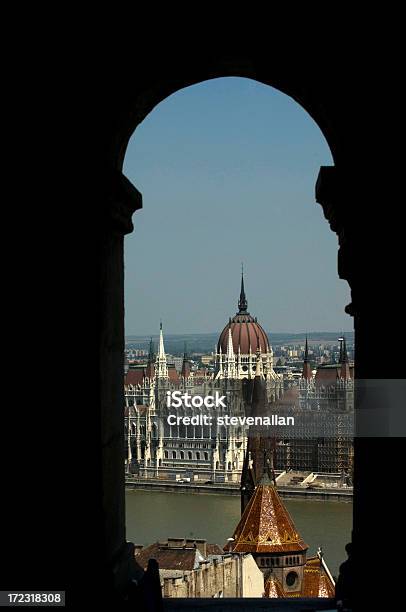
[238,266,248,313]
[155,321,168,379]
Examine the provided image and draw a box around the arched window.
[188,451,192,460]
[204,452,208,461]
[164,450,168,459]
[196,452,200,460]
[172,451,176,459]
[180,451,184,459]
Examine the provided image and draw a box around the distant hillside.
[125,331,354,355]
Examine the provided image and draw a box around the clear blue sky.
[123,77,352,336]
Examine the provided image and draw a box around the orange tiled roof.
[264,575,284,597]
[125,369,146,386]
[315,365,354,385]
[229,479,308,554]
[302,556,335,598]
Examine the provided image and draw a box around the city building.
[125,277,354,482]
[125,324,247,482]
[134,538,264,598]
[274,337,354,475]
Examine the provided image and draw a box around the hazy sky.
[123,77,352,336]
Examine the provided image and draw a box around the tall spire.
[341,337,349,364]
[145,336,155,378]
[304,336,309,362]
[226,327,235,359]
[181,341,191,380]
[302,335,312,380]
[340,336,350,380]
[156,321,168,379]
[238,264,248,313]
[262,449,276,486]
[224,326,236,378]
[148,337,155,364]
[338,336,344,363]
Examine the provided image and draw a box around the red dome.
[218,313,270,355]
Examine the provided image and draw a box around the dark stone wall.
[4,44,403,609]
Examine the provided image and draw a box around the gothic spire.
[181,341,191,380]
[302,335,312,380]
[147,337,155,364]
[156,320,168,379]
[145,336,156,378]
[338,336,344,363]
[340,336,350,380]
[226,326,235,359]
[304,336,309,362]
[158,321,165,357]
[342,336,349,364]
[238,264,248,313]
[224,326,236,378]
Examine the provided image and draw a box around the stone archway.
[6,41,402,612]
[98,55,391,608]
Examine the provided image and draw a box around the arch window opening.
[122,77,353,601]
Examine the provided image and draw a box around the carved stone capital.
[315,166,343,236]
[316,166,355,315]
[104,170,142,235]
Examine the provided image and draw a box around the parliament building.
[124,274,353,481]
[124,275,283,482]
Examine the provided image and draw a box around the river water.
[125,489,352,578]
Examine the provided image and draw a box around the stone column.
[99,169,145,598]
[316,164,404,608]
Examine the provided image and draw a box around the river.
[126,489,352,577]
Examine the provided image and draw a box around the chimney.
[167,537,186,548]
[133,544,144,555]
[186,538,207,558]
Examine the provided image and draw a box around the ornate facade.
[124,275,282,482]
[124,278,353,481]
[125,323,248,481]
[274,337,354,475]
[214,274,283,401]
